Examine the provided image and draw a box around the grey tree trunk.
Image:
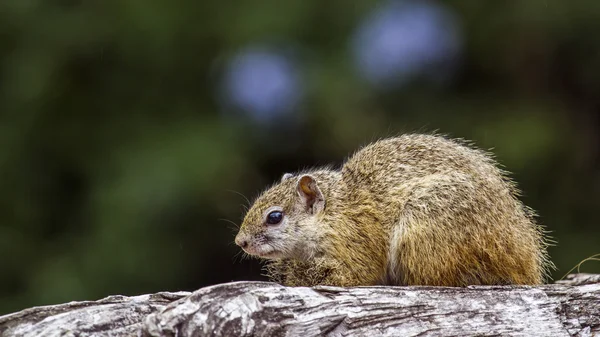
[1,274,599,337]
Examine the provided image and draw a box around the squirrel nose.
[235,235,248,249]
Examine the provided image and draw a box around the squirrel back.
[236,134,554,286]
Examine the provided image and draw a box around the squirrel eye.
[266,211,283,225]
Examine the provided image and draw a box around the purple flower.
[221,48,302,123]
[352,1,462,86]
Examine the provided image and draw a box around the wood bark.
[1,274,598,337]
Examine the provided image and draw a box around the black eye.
[266,211,283,225]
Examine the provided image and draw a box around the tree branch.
[1,274,599,337]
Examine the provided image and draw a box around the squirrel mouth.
[244,245,281,259]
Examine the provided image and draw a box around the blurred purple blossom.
[221,48,302,123]
[352,0,463,86]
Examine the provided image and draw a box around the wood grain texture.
[0,292,190,337]
[1,274,599,337]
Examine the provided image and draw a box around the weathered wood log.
[0,292,191,337]
[1,274,599,337]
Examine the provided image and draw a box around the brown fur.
[235,134,554,287]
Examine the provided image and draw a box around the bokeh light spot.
[221,47,302,123]
[352,0,463,87]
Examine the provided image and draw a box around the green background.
[1,0,599,315]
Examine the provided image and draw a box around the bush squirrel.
[235,134,554,286]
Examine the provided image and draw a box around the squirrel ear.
[281,173,294,182]
[297,175,325,214]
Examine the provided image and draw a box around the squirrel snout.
[235,234,248,249]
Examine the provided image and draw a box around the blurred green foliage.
[0,0,599,315]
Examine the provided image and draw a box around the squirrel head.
[235,170,338,260]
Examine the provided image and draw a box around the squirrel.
[234,134,554,287]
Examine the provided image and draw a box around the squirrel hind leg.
[383,222,407,286]
[387,173,544,286]
[388,214,495,287]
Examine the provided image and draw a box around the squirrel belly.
[236,134,554,287]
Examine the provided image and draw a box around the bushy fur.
[235,134,554,286]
